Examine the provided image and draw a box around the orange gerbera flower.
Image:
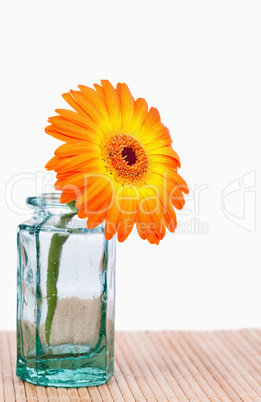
[45,80,188,244]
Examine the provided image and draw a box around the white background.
[1,0,260,331]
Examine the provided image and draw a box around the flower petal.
[105,201,120,240]
[47,117,102,143]
[78,85,110,126]
[50,154,99,173]
[117,83,134,132]
[62,92,88,116]
[101,80,121,130]
[149,146,181,168]
[55,108,103,135]
[117,187,137,242]
[69,90,108,130]
[60,189,82,203]
[55,141,101,157]
[129,97,148,134]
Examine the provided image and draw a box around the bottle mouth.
[26,192,69,210]
[25,192,105,231]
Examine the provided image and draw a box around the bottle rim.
[24,193,107,232]
[26,192,68,209]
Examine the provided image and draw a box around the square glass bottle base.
[16,356,114,388]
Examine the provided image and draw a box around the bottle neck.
[26,193,74,215]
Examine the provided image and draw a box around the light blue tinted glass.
[17,194,115,387]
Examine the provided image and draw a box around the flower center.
[103,133,148,184]
[121,146,137,166]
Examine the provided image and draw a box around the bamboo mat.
[1,330,261,401]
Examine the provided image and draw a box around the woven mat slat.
[1,331,261,401]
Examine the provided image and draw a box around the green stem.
[45,206,77,344]
[45,233,69,344]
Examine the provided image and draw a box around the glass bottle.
[16,193,115,387]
